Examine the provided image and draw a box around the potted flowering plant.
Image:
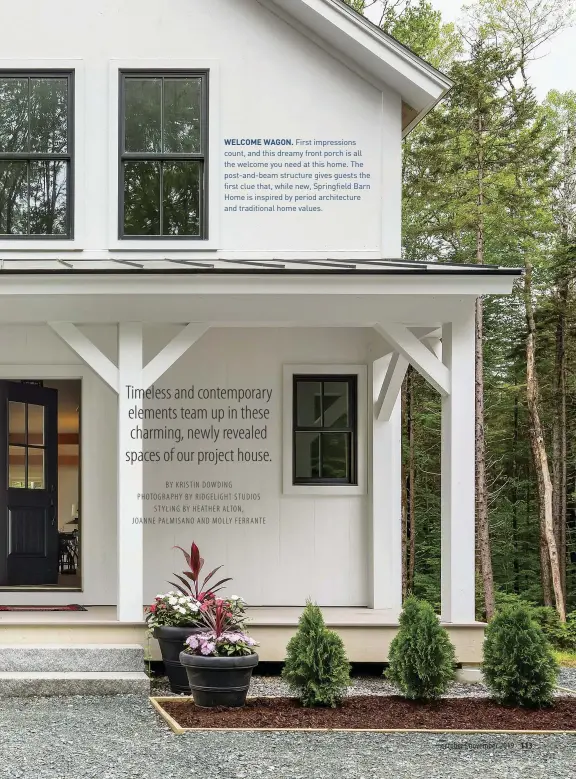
[179,595,259,707]
[146,542,232,694]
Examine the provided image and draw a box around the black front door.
[0,382,58,586]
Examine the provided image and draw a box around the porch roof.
[0,258,522,275]
[0,259,520,325]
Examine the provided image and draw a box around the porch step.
[0,644,144,673]
[0,671,150,697]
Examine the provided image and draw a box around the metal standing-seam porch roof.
[0,258,522,275]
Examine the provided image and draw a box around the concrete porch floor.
[0,606,486,663]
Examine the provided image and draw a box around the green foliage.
[386,596,455,700]
[282,601,351,708]
[482,603,559,707]
[494,593,576,651]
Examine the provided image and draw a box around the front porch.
[0,260,520,656]
[0,606,486,663]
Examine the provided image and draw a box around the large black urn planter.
[153,626,203,694]
[179,651,259,707]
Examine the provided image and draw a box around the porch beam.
[48,322,119,393]
[142,324,209,390]
[374,352,409,422]
[374,322,450,396]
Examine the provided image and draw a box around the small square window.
[292,375,357,485]
[119,70,208,239]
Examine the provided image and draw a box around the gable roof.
[257,0,453,135]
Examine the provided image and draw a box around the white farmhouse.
[0,0,519,677]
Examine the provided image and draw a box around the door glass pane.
[29,78,68,153]
[323,382,349,428]
[8,401,26,445]
[27,404,44,446]
[8,445,26,488]
[0,78,28,152]
[321,433,349,480]
[294,432,320,479]
[163,161,200,236]
[123,161,160,235]
[163,78,202,153]
[29,160,67,235]
[0,161,28,234]
[296,381,322,427]
[27,448,44,489]
[124,78,161,153]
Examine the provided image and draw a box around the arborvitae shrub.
[282,600,351,707]
[386,596,455,701]
[482,603,558,707]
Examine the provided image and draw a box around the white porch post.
[117,323,144,622]
[441,310,476,623]
[369,354,402,614]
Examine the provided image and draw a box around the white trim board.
[282,363,367,496]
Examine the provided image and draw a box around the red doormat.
[0,604,87,612]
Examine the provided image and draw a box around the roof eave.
[258,0,453,131]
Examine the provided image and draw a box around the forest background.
[344,0,576,636]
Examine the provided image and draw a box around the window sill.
[108,239,219,251]
[283,484,366,497]
[0,239,83,251]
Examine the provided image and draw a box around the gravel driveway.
[0,679,575,779]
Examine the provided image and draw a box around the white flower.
[168,597,177,605]
[230,595,240,601]
[177,607,186,614]
[156,594,164,599]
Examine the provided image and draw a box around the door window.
[8,400,45,488]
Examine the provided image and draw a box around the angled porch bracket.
[374,352,409,421]
[49,321,119,393]
[142,324,209,389]
[373,322,451,397]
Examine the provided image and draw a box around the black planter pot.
[179,651,259,707]
[153,626,203,694]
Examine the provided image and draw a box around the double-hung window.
[0,71,73,237]
[119,70,208,239]
[293,375,358,485]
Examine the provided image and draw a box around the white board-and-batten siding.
[0,324,380,607]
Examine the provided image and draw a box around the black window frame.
[118,69,209,240]
[292,374,358,486]
[0,69,74,240]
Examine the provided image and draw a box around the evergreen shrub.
[386,596,455,701]
[282,600,351,707]
[482,602,559,707]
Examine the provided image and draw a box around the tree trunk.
[474,119,495,621]
[401,379,408,600]
[552,278,568,600]
[524,260,566,621]
[407,367,416,592]
[512,390,520,594]
[475,298,495,620]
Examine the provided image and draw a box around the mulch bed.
[160,695,576,731]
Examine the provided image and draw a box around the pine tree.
[386,596,455,700]
[282,601,351,707]
[482,602,559,707]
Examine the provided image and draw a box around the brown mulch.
[160,695,576,731]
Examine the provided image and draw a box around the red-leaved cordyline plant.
[197,596,246,637]
[168,542,232,601]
